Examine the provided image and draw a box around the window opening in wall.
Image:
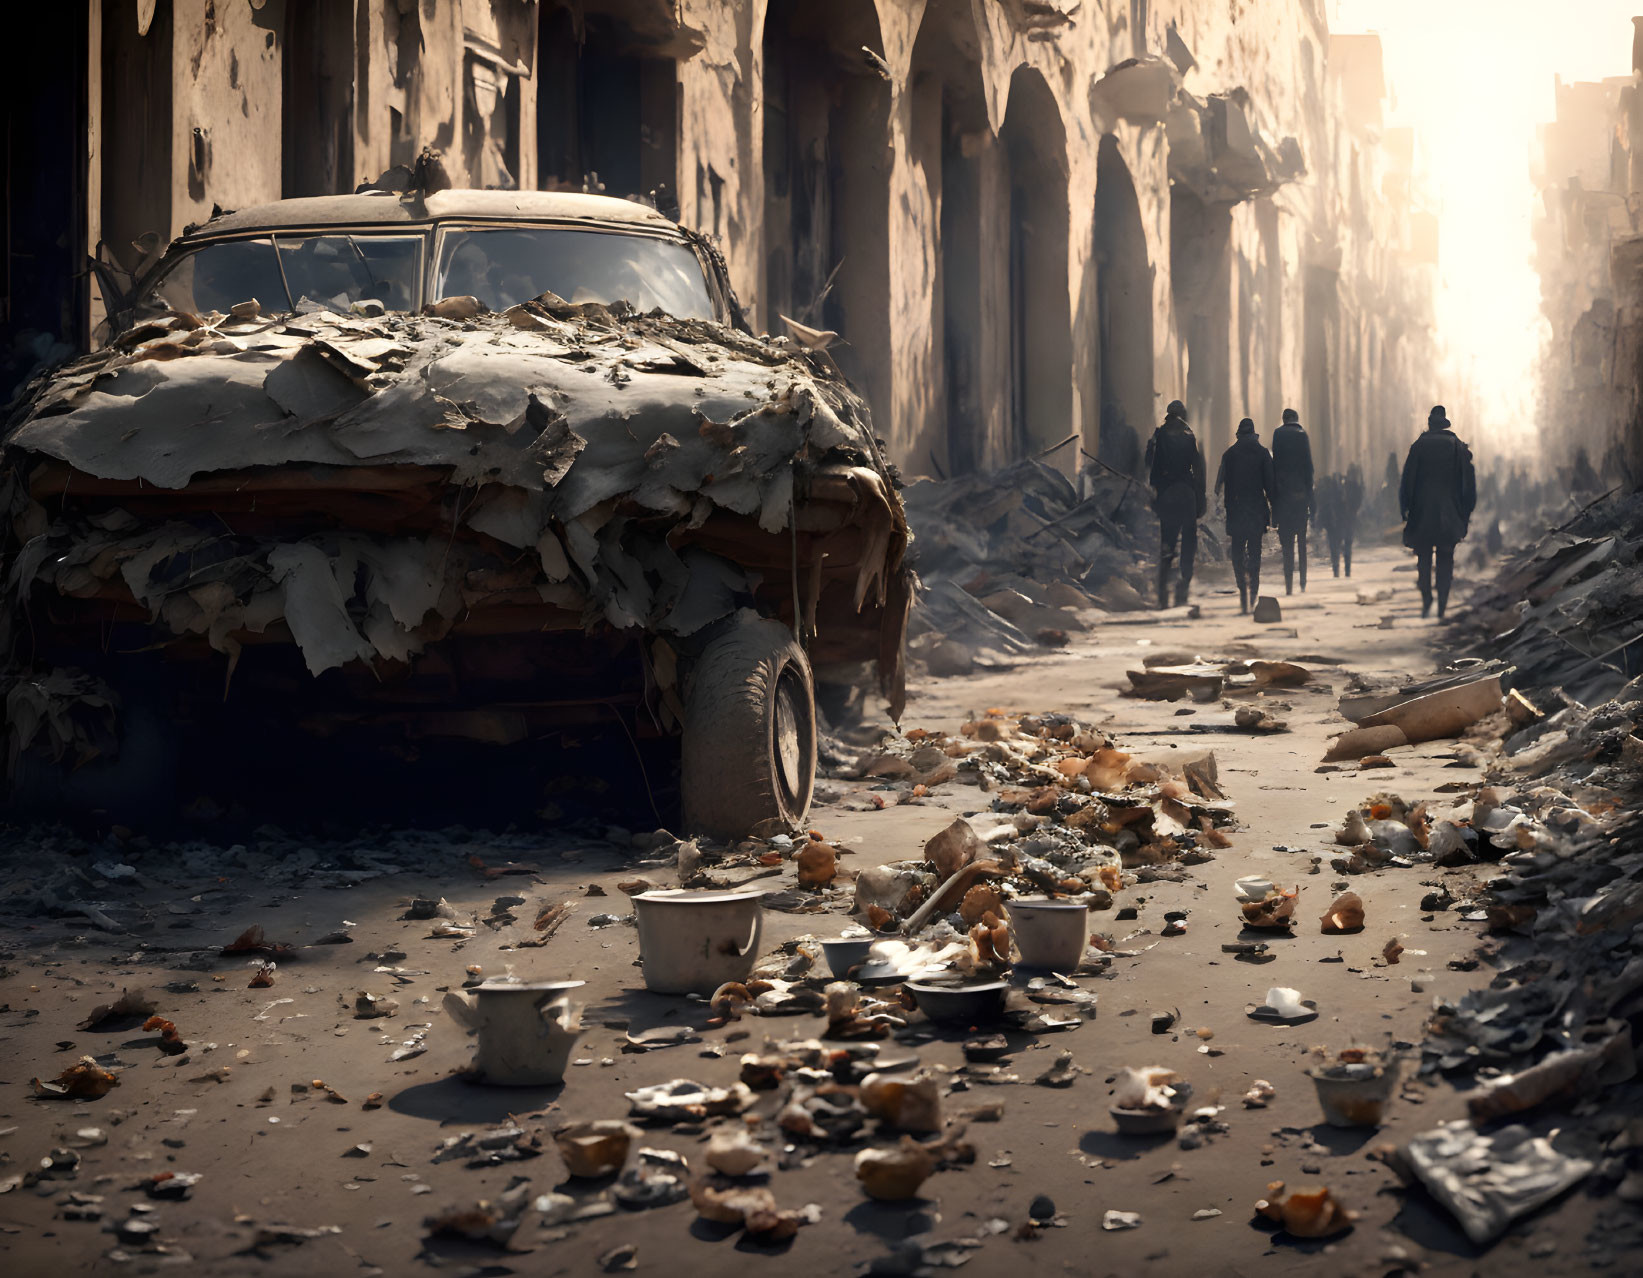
[537,4,677,202]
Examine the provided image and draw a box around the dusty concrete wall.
[81,0,1437,486]
[1534,52,1642,485]
[170,0,285,232]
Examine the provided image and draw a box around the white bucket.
[442,980,584,1086]
[1005,897,1090,970]
[633,889,765,995]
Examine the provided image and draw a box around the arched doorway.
[909,1,988,475]
[762,2,892,423]
[1094,135,1153,472]
[999,68,1072,459]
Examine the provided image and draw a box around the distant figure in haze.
[1214,417,1276,614]
[1317,463,1365,578]
[1400,404,1477,619]
[1271,408,1315,593]
[1569,446,1600,497]
[1145,399,1207,609]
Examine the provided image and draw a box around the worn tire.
[680,617,816,840]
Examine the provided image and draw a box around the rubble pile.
[900,459,1156,676]
[1449,490,1643,706]
[826,711,1235,931]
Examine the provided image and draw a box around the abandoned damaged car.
[0,188,910,837]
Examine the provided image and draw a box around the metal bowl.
[819,937,877,978]
[1109,1104,1185,1135]
[904,980,1008,1025]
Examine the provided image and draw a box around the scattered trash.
[1034,1050,1079,1088]
[1319,891,1365,933]
[855,1137,936,1201]
[1308,1048,1399,1127]
[77,989,156,1030]
[141,1015,187,1054]
[1110,1066,1190,1135]
[31,1058,119,1100]
[1247,987,1317,1024]
[1102,1209,1143,1230]
[614,1148,692,1208]
[704,1128,769,1177]
[222,925,293,957]
[423,1177,532,1247]
[1242,1080,1277,1108]
[860,1073,944,1133]
[1253,1182,1356,1237]
[626,1078,754,1123]
[1393,1121,1594,1245]
[353,992,399,1019]
[1240,886,1298,930]
[553,1121,638,1178]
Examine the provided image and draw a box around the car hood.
[5,299,883,532]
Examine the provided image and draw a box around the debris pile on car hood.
[0,298,911,762]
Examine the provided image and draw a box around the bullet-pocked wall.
[45,0,1440,480]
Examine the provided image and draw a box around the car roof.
[182,189,683,240]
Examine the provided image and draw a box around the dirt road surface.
[1,547,1573,1276]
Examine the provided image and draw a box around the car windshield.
[140,234,422,316]
[433,227,714,319]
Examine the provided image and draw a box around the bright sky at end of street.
[1329,0,1638,459]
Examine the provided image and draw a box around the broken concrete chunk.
[1323,725,1408,762]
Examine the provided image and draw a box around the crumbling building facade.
[4,0,1438,482]
[1534,18,1643,488]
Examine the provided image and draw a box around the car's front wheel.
[680,616,816,840]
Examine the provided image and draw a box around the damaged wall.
[21,0,1440,483]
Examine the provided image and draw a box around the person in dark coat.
[1214,418,1275,613]
[1145,399,1207,608]
[1399,404,1477,618]
[1317,463,1364,577]
[1270,408,1314,593]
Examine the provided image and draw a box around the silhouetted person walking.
[1318,463,1364,577]
[1215,418,1275,613]
[1145,400,1206,608]
[1271,408,1314,593]
[1399,405,1477,619]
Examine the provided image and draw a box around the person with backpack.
[1214,418,1276,613]
[1399,405,1477,618]
[1271,408,1314,593]
[1145,400,1207,608]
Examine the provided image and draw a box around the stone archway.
[909,0,989,475]
[1094,134,1153,472]
[1000,68,1072,459]
[761,1,892,423]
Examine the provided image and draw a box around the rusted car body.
[1,189,909,835]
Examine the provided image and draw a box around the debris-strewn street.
[5,544,1634,1275]
[7,3,1643,1276]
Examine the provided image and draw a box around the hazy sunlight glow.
[1331,0,1637,457]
